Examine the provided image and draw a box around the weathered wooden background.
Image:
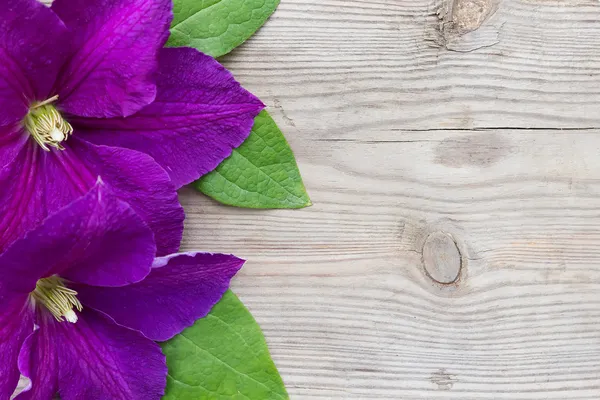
[25,0,600,399]
[182,0,600,398]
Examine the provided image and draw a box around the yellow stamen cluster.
[31,276,82,323]
[24,95,73,151]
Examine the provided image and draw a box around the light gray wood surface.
[22,0,600,399]
[179,0,600,398]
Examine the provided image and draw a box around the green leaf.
[195,111,311,209]
[168,0,280,58]
[161,290,289,400]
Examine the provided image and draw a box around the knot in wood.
[422,232,462,284]
[453,0,498,34]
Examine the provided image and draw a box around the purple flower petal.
[0,126,28,169]
[76,48,264,188]
[0,138,183,256]
[16,316,59,400]
[51,0,173,118]
[18,309,166,400]
[0,299,33,399]
[0,0,70,125]
[55,309,166,400]
[0,183,155,288]
[59,187,155,287]
[70,139,184,256]
[74,252,244,341]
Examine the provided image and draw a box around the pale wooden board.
[179,0,600,398]
[17,0,600,399]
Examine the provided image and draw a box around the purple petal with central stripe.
[0,137,183,256]
[0,0,70,125]
[51,0,172,118]
[76,47,264,188]
[57,309,166,400]
[74,252,244,341]
[0,184,155,289]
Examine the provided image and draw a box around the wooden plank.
[221,0,600,131]
[179,1,600,397]
[180,129,600,399]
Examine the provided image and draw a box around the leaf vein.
[171,0,226,29]
[178,333,286,400]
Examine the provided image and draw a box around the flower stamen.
[31,276,83,323]
[24,96,73,151]
[32,94,60,109]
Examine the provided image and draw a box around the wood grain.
[16,0,600,398]
[180,0,600,398]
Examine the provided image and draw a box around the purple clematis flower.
[0,0,264,255]
[0,183,244,400]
